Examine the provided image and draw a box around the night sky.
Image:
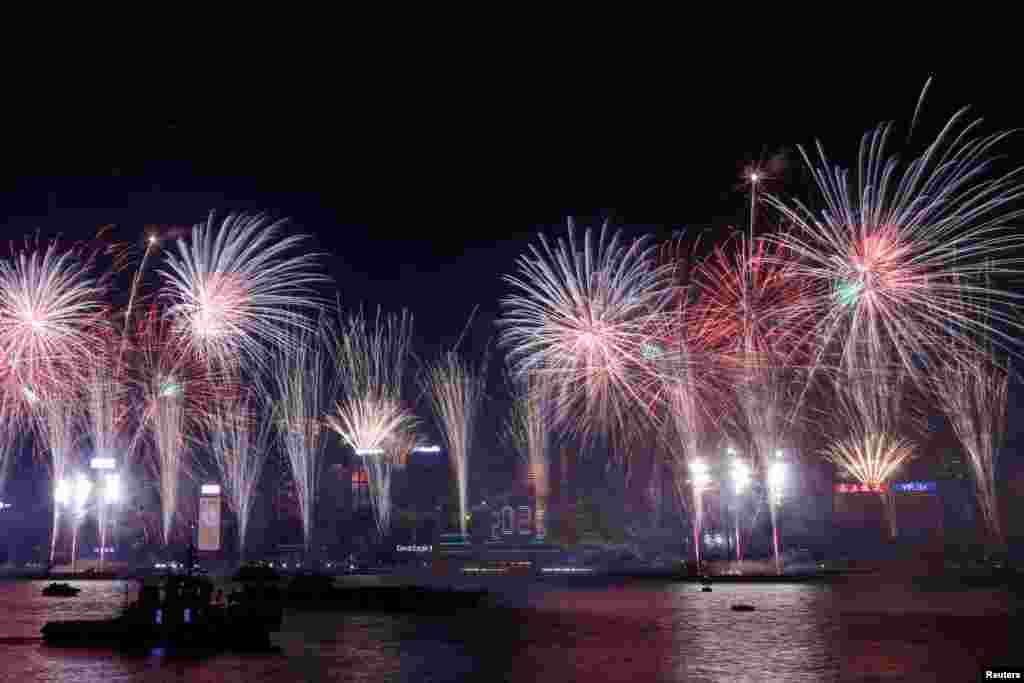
[4,71,1023,510]
[7,73,1020,353]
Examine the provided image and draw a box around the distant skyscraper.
[351,465,370,510]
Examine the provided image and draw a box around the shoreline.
[4,566,1021,591]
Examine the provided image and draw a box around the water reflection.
[680,583,838,681]
[0,578,1017,681]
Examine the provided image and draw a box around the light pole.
[91,457,118,573]
[768,453,786,575]
[70,474,92,574]
[52,479,71,568]
[99,473,120,572]
[689,459,711,574]
[731,455,750,564]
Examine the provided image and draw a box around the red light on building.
[835,483,887,493]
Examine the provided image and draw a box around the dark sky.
[5,71,1019,356]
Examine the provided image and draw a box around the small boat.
[731,604,756,612]
[43,544,280,652]
[43,576,281,651]
[701,586,713,592]
[42,583,81,597]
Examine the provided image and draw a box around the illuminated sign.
[834,483,887,493]
[198,495,221,551]
[90,457,116,470]
[395,545,432,553]
[890,481,936,494]
[200,484,221,495]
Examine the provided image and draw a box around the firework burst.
[823,431,916,538]
[0,240,107,397]
[500,221,672,452]
[822,370,917,538]
[161,212,325,371]
[327,310,416,453]
[766,84,1024,384]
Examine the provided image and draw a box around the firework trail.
[0,240,107,397]
[161,212,325,372]
[271,318,335,559]
[422,352,487,537]
[505,375,551,538]
[0,367,32,503]
[85,338,130,465]
[326,309,416,540]
[0,410,18,505]
[83,337,131,569]
[640,236,731,568]
[766,85,1024,387]
[204,389,274,562]
[361,428,419,539]
[135,307,214,546]
[500,221,673,460]
[117,232,161,373]
[31,395,81,565]
[935,353,1008,547]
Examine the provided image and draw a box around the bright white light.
[412,445,441,453]
[200,484,221,495]
[104,473,120,504]
[749,172,760,183]
[732,459,751,494]
[148,235,157,245]
[775,449,784,459]
[769,461,786,495]
[726,447,737,456]
[90,457,116,470]
[55,479,72,505]
[355,447,385,456]
[690,459,711,489]
[73,474,92,510]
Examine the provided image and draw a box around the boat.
[42,545,281,651]
[43,574,281,651]
[730,604,756,612]
[42,583,81,597]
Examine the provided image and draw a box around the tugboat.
[41,543,282,652]
[42,583,81,597]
